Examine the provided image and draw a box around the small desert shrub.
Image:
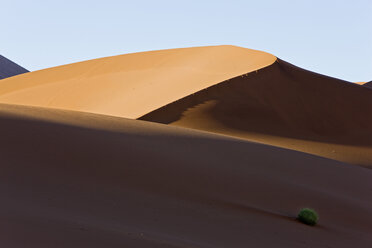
[297,208,318,226]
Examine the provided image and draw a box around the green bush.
[297,208,318,226]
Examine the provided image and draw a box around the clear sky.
[2,0,371,82]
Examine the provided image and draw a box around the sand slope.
[140,59,372,166]
[0,46,275,118]
[3,46,368,166]
[1,103,372,247]
[0,55,28,79]
[364,81,372,88]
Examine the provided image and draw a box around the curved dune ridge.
[0,45,275,118]
[1,46,370,166]
[140,59,372,167]
[1,103,372,247]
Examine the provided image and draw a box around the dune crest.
[0,46,275,118]
[1,46,370,167]
[140,59,372,167]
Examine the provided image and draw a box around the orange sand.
[0,46,275,118]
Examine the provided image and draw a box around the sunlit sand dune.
[1,103,371,247]
[0,46,275,118]
[140,59,372,167]
[1,46,370,166]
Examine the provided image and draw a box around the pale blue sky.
[2,0,371,82]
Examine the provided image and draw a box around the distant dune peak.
[363,81,372,88]
[0,55,29,79]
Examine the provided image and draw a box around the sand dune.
[140,59,372,167]
[364,81,372,88]
[0,46,275,118]
[0,55,29,79]
[1,46,371,247]
[1,103,372,247]
[1,46,369,166]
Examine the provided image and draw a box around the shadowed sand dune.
[0,55,29,79]
[140,59,372,167]
[1,104,372,247]
[364,81,372,88]
[0,46,275,118]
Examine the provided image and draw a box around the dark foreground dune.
[140,59,372,167]
[1,104,372,247]
[0,55,28,79]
